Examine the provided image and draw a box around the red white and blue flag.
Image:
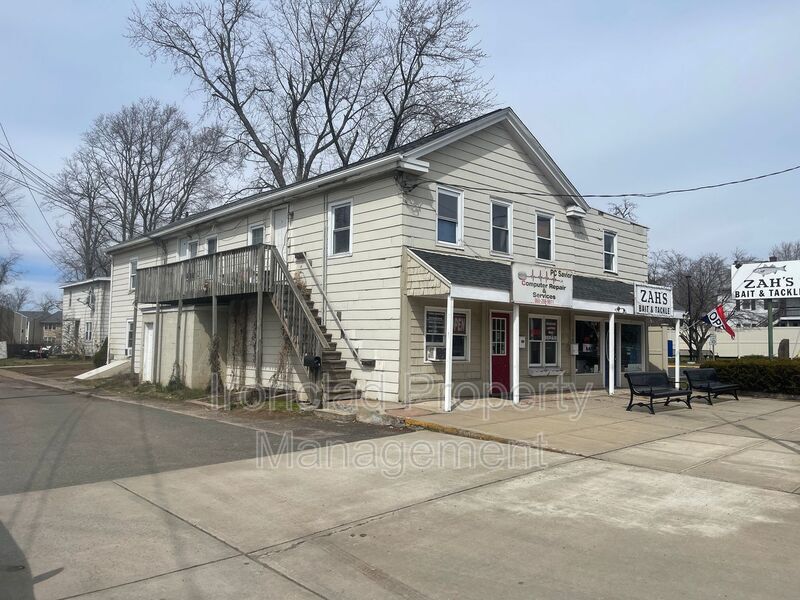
[702,305,735,339]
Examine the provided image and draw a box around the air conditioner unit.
[124,348,131,357]
[426,346,445,362]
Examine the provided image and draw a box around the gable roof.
[40,311,62,324]
[108,107,590,254]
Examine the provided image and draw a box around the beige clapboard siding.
[403,121,648,282]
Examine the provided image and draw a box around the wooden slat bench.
[684,368,740,405]
[624,371,692,415]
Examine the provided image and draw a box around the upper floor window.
[249,224,264,246]
[68,292,72,307]
[129,259,138,291]
[329,200,352,256]
[206,236,217,255]
[491,200,512,254]
[179,238,198,258]
[603,231,617,272]
[536,214,554,261]
[436,187,463,246]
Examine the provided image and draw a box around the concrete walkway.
[394,392,800,494]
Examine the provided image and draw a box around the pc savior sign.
[634,283,674,317]
[512,263,573,308]
[731,260,800,301]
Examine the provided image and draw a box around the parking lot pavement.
[3,378,800,599]
[0,378,402,495]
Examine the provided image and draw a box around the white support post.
[443,294,454,412]
[607,312,615,396]
[674,318,681,389]
[512,304,520,405]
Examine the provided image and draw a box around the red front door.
[490,312,510,395]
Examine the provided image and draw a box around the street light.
[685,274,693,362]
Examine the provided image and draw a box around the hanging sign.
[731,260,800,300]
[634,284,674,317]
[512,263,573,308]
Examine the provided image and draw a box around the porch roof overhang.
[407,248,684,316]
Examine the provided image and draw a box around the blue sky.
[2,0,800,303]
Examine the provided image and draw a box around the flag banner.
[702,305,736,339]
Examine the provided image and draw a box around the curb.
[402,417,586,458]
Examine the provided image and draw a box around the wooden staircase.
[268,246,360,404]
[302,289,362,402]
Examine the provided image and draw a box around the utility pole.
[767,255,776,359]
[685,274,693,362]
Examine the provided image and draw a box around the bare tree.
[0,167,21,242]
[0,253,20,290]
[649,251,730,360]
[608,198,638,222]
[0,286,32,311]
[36,292,61,313]
[129,0,492,189]
[47,152,112,280]
[770,240,800,261]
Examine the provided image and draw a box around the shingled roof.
[409,248,639,305]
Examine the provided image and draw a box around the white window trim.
[328,199,353,258]
[489,198,513,256]
[535,213,555,263]
[84,321,93,342]
[435,185,464,248]
[206,235,218,255]
[178,237,199,259]
[423,306,471,363]
[603,230,618,273]
[527,314,561,367]
[248,223,265,246]
[125,318,134,356]
[128,258,138,292]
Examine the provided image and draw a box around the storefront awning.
[407,248,674,315]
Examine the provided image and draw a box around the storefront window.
[620,323,643,373]
[529,316,559,367]
[425,308,469,362]
[575,319,600,374]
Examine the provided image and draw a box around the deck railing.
[136,245,270,304]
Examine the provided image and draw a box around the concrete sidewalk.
[393,392,800,494]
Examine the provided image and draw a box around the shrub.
[93,338,108,369]
[700,358,800,395]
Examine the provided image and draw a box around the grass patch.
[0,357,91,368]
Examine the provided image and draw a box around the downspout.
[106,257,114,364]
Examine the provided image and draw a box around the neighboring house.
[40,310,63,345]
[20,310,49,344]
[0,307,29,344]
[106,107,662,407]
[722,297,768,328]
[776,298,800,327]
[60,278,111,356]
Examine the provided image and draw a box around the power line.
[415,162,800,200]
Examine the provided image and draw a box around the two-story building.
[106,108,667,408]
[61,278,111,356]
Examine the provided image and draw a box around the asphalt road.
[0,378,400,496]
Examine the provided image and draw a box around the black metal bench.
[684,368,740,405]
[624,371,691,414]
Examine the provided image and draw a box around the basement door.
[272,205,289,260]
[141,322,155,383]
[490,311,511,395]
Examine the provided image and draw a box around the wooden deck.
[136,245,270,304]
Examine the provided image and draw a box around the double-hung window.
[528,315,559,367]
[329,200,352,256]
[436,187,462,246]
[129,259,138,291]
[178,239,198,259]
[206,236,217,255]
[603,231,617,272]
[491,200,512,254]
[424,307,470,362]
[249,224,264,246]
[536,214,554,261]
[84,321,93,342]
